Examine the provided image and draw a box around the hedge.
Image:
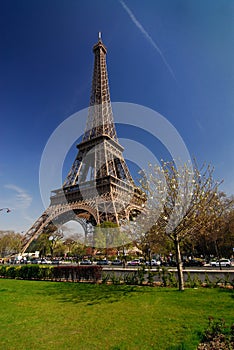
[52,265,102,282]
[0,265,102,283]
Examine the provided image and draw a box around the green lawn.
[0,279,233,350]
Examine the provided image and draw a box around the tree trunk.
[174,236,184,291]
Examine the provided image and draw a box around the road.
[103,265,234,271]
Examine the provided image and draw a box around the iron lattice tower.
[22,34,144,253]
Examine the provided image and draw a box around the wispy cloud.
[196,119,205,133]
[4,184,32,209]
[119,0,176,81]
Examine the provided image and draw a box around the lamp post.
[0,208,11,213]
[148,246,151,268]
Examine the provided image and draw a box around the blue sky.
[1,0,234,232]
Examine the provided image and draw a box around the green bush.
[160,266,169,287]
[185,272,201,288]
[123,272,139,285]
[0,265,7,277]
[52,265,102,282]
[198,317,234,349]
[192,274,201,288]
[147,270,154,286]
[39,266,52,280]
[137,266,146,285]
[17,265,40,280]
[204,273,212,288]
[6,266,19,278]
[155,266,177,287]
[101,272,110,284]
[0,265,102,283]
[168,271,178,287]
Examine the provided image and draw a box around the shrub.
[39,266,53,280]
[185,272,201,288]
[192,274,201,288]
[17,265,40,280]
[137,266,146,285]
[197,317,234,349]
[6,266,19,279]
[204,273,212,288]
[110,273,122,285]
[123,272,139,285]
[0,265,7,277]
[51,265,102,282]
[156,266,177,287]
[223,273,230,287]
[0,265,102,283]
[185,272,192,288]
[101,272,110,284]
[160,266,169,287]
[168,271,178,287]
[147,270,154,286]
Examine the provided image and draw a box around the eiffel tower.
[22,34,144,253]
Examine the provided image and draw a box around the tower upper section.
[62,34,135,189]
[82,33,118,142]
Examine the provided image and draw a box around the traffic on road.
[1,256,233,270]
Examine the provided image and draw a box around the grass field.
[0,279,233,350]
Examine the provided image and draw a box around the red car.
[127,259,141,266]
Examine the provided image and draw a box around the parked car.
[51,259,60,265]
[161,260,177,267]
[145,259,161,266]
[96,260,111,265]
[127,259,141,266]
[210,259,232,267]
[111,259,123,266]
[19,258,28,264]
[80,260,92,265]
[29,258,52,264]
[183,259,205,267]
[29,259,41,264]
[41,259,52,264]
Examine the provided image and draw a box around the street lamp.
[148,246,151,268]
[0,208,11,213]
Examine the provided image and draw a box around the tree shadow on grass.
[217,287,234,299]
[43,283,152,305]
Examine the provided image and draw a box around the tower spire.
[82,34,117,142]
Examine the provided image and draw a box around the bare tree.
[134,161,224,291]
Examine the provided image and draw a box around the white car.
[210,259,232,267]
[146,259,161,266]
[127,259,141,266]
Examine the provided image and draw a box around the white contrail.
[119,0,176,81]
